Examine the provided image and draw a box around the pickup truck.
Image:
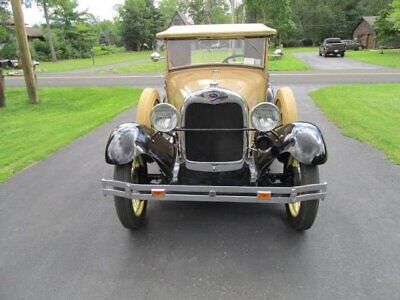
[319,38,346,57]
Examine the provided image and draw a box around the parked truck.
[319,38,346,57]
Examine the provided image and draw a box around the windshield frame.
[165,37,268,72]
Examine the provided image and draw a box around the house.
[155,12,193,51]
[353,16,377,49]
[168,11,193,27]
[6,17,45,41]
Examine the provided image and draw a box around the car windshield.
[167,38,266,70]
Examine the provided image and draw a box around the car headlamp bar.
[175,127,257,132]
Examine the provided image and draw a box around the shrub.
[282,40,300,47]
[301,39,314,47]
[92,44,125,56]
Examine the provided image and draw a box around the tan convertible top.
[156,23,276,39]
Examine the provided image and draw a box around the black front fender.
[276,122,327,165]
[105,123,177,178]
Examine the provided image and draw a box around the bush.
[282,40,300,47]
[301,39,314,47]
[0,35,19,59]
[31,39,51,61]
[92,44,125,56]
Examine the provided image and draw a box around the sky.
[22,0,125,26]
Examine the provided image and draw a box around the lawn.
[107,47,315,73]
[38,51,152,73]
[268,47,317,71]
[0,87,142,183]
[347,49,400,68]
[310,84,400,164]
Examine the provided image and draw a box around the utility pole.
[0,67,5,108]
[11,0,39,104]
[230,0,236,59]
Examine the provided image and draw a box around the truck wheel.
[285,157,320,231]
[114,158,148,230]
[136,88,160,127]
[275,87,298,125]
[340,52,345,57]
[319,51,322,56]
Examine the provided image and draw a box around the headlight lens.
[150,103,180,132]
[250,102,281,132]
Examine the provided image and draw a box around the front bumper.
[101,179,327,204]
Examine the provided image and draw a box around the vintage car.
[102,24,328,231]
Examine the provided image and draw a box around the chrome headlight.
[150,103,180,132]
[250,102,281,132]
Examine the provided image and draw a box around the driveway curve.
[0,85,399,299]
[294,52,389,70]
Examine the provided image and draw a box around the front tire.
[340,52,345,57]
[114,159,148,230]
[285,158,320,231]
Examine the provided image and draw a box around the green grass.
[108,47,315,74]
[310,84,400,164]
[38,51,152,73]
[0,87,142,183]
[112,61,166,74]
[284,47,318,54]
[347,49,400,68]
[268,47,316,71]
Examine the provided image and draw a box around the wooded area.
[0,0,399,62]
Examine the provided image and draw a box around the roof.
[25,27,44,39]
[353,16,377,34]
[156,23,276,39]
[168,11,193,27]
[363,16,377,26]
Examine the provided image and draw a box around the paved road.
[2,56,400,298]
[293,52,390,70]
[5,69,400,88]
[1,82,400,299]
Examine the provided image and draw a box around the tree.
[36,0,58,62]
[375,7,400,45]
[11,0,39,104]
[0,0,8,107]
[50,0,97,58]
[180,0,230,24]
[390,0,400,30]
[118,0,162,51]
[243,0,264,22]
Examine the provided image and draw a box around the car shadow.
[124,200,310,252]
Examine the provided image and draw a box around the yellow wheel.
[113,158,148,230]
[136,88,160,127]
[275,87,298,125]
[285,156,320,231]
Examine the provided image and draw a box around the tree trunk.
[0,68,6,108]
[43,1,57,62]
[11,0,39,104]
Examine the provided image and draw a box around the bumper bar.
[101,179,327,204]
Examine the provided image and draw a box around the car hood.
[165,66,268,111]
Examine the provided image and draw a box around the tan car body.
[166,66,268,111]
[156,24,276,111]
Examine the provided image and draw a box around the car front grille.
[184,102,244,162]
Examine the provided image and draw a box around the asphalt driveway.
[1,84,399,299]
[294,52,389,70]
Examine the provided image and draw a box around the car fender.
[277,122,327,165]
[105,123,177,178]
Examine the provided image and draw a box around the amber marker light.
[258,191,271,200]
[151,189,165,198]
